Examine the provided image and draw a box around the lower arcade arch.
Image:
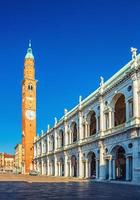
[87,152,96,178]
[111,145,126,180]
[71,155,77,177]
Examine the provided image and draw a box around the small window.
[28,84,33,91]
[127,85,132,92]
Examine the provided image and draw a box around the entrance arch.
[87,152,96,178]
[111,145,126,180]
[60,158,64,176]
[71,155,77,177]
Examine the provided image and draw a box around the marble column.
[99,141,106,180]
[99,97,104,137]
[112,159,116,180]
[126,156,130,181]
[47,158,50,176]
[109,158,112,180]
[96,159,99,179]
[78,148,83,178]
[69,161,72,177]
[85,121,88,138]
[64,153,68,177]
[64,121,68,146]
[85,159,89,178]
[78,110,83,140]
[126,100,130,123]
[132,73,139,120]
[59,162,61,176]
[41,159,44,175]
[54,156,58,176]
[109,108,112,129]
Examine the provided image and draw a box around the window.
[129,99,133,119]
[28,84,33,91]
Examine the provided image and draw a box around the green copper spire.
[25,40,34,60]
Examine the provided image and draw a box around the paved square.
[0,181,140,199]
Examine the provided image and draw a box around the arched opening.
[28,84,33,91]
[71,155,77,177]
[71,122,77,143]
[59,130,64,147]
[51,135,54,151]
[114,94,126,126]
[88,152,96,178]
[89,111,96,135]
[51,160,55,176]
[115,146,126,180]
[60,158,64,176]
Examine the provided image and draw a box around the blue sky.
[0,0,140,154]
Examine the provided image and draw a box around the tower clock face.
[25,110,36,120]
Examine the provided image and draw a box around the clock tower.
[22,41,36,174]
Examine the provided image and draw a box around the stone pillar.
[64,153,68,177]
[54,129,57,151]
[64,121,68,146]
[78,148,83,178]
[96,116,99,133]
[47,137,49,153]
[109,157,112,180]
[96,159,99,179]
[99,97,104,137]
[99,141,106,180]
[41,159,44,175]
[85,121,88,138]
[41,140,44,155]
[132,73,139,120]
[85,159,89,178]
[109,108,112,129]
[126,156,130,181]
[112,159,116,179]
[69,161,72,177]
[47,158,50,176]
[54,156,58,176]
[58,162,61,176]
[78,110,83,140]
[126,100,130,123]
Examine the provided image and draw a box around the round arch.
[87,151,96,178]
[111,93,126,127]
[87,110,96,136]
[71,155,77,177]
[71,122,78,143]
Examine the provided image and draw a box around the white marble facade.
[34,49,140,182]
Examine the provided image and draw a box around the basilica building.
[34,47,140,182]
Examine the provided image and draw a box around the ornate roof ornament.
[41,130,44,136]
[100,76,104,87]
[54,117,57,126]
[47,124,50,132]
[131,47,138,69]
[131,47,137,60]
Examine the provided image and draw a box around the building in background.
[22,41,37,174]
[0,153,15,172]
[34,48,140,183]
[0,153,4,170]
[15,144,22,173]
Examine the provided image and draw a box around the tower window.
[28,84,33,91]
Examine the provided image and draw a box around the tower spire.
[25,40,34,60]
[29,40,31,48]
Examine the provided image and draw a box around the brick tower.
[22,41,36,174]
